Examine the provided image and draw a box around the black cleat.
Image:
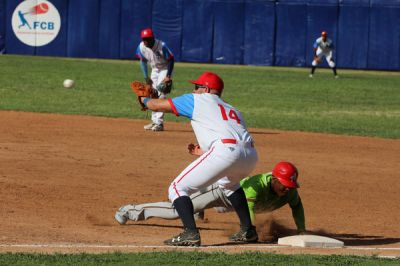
[164,229,201,247]
[229,226,258,243]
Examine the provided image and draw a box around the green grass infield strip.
[0,251,399,266]
[0,55,399,138]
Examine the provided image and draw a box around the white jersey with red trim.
[313,37,334,54]
[167,91,258,202]
[169,93,253,151]
[136,39,173,70]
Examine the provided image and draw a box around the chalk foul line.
[0,243,400,251]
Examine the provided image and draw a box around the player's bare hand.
[188,143,203,156]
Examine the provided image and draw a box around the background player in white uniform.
[132,72,259,246]
[309,31,338,78]
[136,28,174,131]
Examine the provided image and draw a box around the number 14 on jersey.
[218,104,241,124]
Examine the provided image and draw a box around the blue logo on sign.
[18,10,31,29]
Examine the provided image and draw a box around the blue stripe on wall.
[2,0,400,71]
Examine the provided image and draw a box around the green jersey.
[240,172,305,232]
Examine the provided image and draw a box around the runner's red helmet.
[272,162,299,188]
[141,28,154,39]
[321,31,328,37]
[189,72,224,91]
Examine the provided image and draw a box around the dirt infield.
[1,111,399,256]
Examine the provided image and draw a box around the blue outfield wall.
[213,0,245,65]
[98,0,121,59]
[275,0,308,67]
[152,0,183,62]
[0,0,5,54]
[337,0,370,69]
[243,0,275,66]
[2,0,400,70]
[119,0,152,59]
[181,0,213,63]
[67,0,100,58]
[368,0,400,70]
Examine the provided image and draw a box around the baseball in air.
[63,79,75,88]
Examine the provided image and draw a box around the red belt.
[221,139,237,144]
[221,138,255,147]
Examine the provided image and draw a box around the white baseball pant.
[168,139,258,202]
[150,68,169,125]
[312,48,335,67]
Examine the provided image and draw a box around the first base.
[278,235,344,248]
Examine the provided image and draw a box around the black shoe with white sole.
[164,228,201,247]
[229,225,258,243]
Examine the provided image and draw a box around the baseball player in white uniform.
[309,31,338,78]
[136,28,174,131]
[125,72,259,246]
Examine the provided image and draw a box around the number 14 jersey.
[169,93,254,151]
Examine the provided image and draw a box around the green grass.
[0,54,399,138]
[0,252,398,265]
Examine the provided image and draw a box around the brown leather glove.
[130,81,158,110]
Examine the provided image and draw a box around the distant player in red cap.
[310,31,339,78]
[136,28,175,132]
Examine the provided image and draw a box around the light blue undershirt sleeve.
[171,94,194,119]
[162,44,174,60]
[136,45,148,79]
[140,60,148,79]
[135,45,145,60]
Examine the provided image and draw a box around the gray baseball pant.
[124,184,232,221]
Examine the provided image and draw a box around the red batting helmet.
[141,28,154,39]
[272,162,299,188]
[189,72,224,91]
[321,31,328,37]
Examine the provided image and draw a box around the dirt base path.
[0,111,399,256]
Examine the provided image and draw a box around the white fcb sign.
[12,0,61,47]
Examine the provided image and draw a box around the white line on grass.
[346,247,400,251]
[377,255,399,259]
[1,243,400,251]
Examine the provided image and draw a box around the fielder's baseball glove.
[156,80,173,94]
[130,81,158,110]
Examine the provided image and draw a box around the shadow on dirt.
[251,218,400,246]
[317,232,400,246]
